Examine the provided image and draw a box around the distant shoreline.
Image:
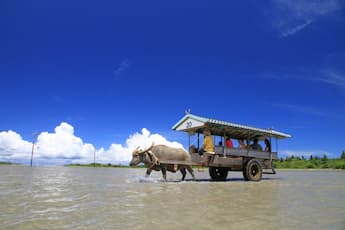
[0,161,18,165]
[273,158,345,170]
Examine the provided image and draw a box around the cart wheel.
[244,159,262,181]
[209,167,228,181]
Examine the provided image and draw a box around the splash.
[126,174,162,183]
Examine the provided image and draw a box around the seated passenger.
[199,130,215,165]
[264,139,271,152]
[238,139,247,149]
[250,139,263,151]
[225,137,233,148]
[189,145,198,154]
[202,130,215,153]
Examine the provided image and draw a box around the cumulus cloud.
[36,122,95,160]
[266,0,344,37]
[0,130,32,161]
[126,128,183,150]
[0,123,184,165]
[93,128,184,165]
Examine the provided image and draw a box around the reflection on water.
[0,166,344,230]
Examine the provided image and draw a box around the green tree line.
[273,150,345,169]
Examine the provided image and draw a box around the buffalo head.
[129,142,154,166]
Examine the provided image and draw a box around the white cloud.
[114,58,131,78]
[264,67,345,91]
[267,0,344,37]
[0,130,32,161]
[280,19,312,37]
[0,124,184,165]
[36,122,95,160]
[126,128,183,150]
[92,128,184,165]
[318,69,345,89]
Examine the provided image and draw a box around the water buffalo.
[129,142,195,181]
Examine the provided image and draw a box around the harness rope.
[147,150,160,166]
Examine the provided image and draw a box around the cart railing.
[214,146,277,160]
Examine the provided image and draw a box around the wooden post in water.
[30,132,38,167]
[30,142,34,167]
[93,150,96,167]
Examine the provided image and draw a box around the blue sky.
[1,0,345,164]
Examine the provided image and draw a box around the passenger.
[264,139,271,152]
[238,139,247,149]
[199,130,215,165]
[225,137,233,148]
[199,130,215,153]
[189,145,198,154]
[250,138,263,151]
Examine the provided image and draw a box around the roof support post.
[269,135,272,165]
[197,132,200,150]
[223,133,226,157]
[188,133,191,152]
[246,131,250,156]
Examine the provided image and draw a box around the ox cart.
[168,113,291,181]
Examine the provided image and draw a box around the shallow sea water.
[0,166,344,230]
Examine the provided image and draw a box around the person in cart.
[199,130,215,165]
[264,139,271,152]
[250,138,263,151]
[225,136,233,148]
[237,139,247,149]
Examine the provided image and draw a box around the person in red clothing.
[225,136,233,148]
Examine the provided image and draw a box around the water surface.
[0,166,344,229]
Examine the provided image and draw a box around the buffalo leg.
[145,168,153,177]
[161,167,167,181]
[186,166,195,180]
[180,168,187,181]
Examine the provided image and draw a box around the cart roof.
[172,113,291,140]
